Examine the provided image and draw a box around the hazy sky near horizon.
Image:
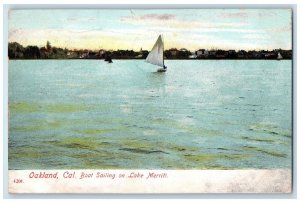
[9,9,292,51]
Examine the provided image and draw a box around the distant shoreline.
[8,42,292,60]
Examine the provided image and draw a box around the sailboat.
[277,52,283,60]
[146,35,167,72]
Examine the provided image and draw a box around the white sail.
[146,35,164,67]
[277,53,283,59]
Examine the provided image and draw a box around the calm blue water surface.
[8,60,292,169]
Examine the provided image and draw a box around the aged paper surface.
[9,170,291,193]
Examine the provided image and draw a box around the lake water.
[8,60,292,169]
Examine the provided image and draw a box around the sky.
[8,9,292,51]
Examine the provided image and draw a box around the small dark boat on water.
[104,55,113,63]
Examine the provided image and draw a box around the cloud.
[121,13,176,21]
[242,34,268,40]
[266,25,291,33]
[67,18,96,21]
[217,10,278,19]
[122,16,246,32]
[218,12,249,19]
[120,11,247,31]
[67,29,102,33]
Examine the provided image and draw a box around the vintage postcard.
[7,8,292,193]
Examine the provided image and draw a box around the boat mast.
[162,34,164,66]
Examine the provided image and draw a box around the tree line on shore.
[8,41,292,60]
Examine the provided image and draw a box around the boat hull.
[157,68,167,72]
